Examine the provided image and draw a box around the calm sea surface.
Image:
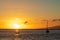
[0,30,60,40]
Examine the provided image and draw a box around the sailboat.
[46,28,49,34]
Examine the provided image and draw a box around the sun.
[6,18,28,29]
[13,23,20,29]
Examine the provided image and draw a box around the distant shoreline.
[0,29,60,30]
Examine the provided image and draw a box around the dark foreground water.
[0,30,60,40]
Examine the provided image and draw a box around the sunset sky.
[0,0,60,29]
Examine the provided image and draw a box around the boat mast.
[46,20,49,34]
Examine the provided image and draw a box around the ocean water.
[0,30,60,40]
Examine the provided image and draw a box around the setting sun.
[13,23,20,29]
[4,18,27,29]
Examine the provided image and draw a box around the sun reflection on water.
[14,29,20,40]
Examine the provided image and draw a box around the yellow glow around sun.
[13,23,20,29]
[5,18,27,29]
